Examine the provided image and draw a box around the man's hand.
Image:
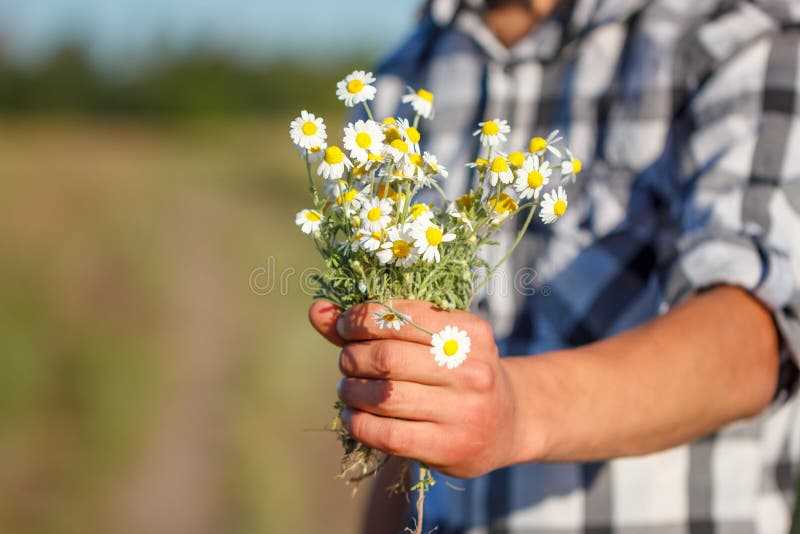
[309,299,524,478]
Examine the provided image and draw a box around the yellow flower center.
[367,207,383,222]
[301,121,317,136]
[406,127,421,144]
[417,89,434,102]
[367,152,383,162]
[473,158,488,170]
[529,136,547,153]
[508,151,525,168]
[390,139,409,153]
[410,203,430,219]
[456,194,473,210]
[554,199,568,217]
[482,121,500,136]
[382,313,397,321]
[392,240,411,258]
[337,189,358,205]
[347,79,365,94]
[371,231,384,240]
[409,154,423,167]
[384,127,401,143]
[443,339,459,356]
[305,211,321,222]
[425,226,443,246]
[352,164,367,177]
[490,193,518,214]
[527,170,544,189]
[490,156,509,173]
[308,145,323,153]
[383,117,397,125]
[571,158,583,174]
[324,146,345,164]
[355,132,372,149]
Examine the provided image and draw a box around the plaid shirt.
[364,0,800,532]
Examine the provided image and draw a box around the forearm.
[505,286,780,463]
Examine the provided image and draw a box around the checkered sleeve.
[663,27,800,396]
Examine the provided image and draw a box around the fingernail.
[336,315,347,339]
[336,377,344,398]
[340,407,352,430]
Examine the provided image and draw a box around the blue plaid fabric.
[363,0,800,532]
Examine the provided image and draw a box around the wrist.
[500,353,561,465]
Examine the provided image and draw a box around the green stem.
[368,300,435,337]
[362,101,375,121]
[473,199,539,295]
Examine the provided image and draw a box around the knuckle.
[380,422,410,455]
[473,318,494,341]
[338,347,357,376]
[463,360,496,392]
[372,341,394,376]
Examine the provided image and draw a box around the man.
[310,0,800,532]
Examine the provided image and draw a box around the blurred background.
[0,1,420,533]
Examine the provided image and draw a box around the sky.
[0,0,421,69]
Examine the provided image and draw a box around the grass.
[0,114,368,534]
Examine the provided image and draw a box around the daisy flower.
[487,155,514,187]
[528,130,563,158]
[317,145,352,180]
[335,186,365,210]
[514,155,552,200]
[423,152,448,179]
[356,229,386,252]
[395,118,422,152]
[560,148,583,184]
[466,157,489,172]
[295,209,323,234]
[473,119,510,147]
[430,326,471,369]
[413,222,456,263]
[303,142,327,162]
[488,192,519,224]
[360,197,393,232]
[343,120,385,163]
[373,310,409,331]
[376,225,418,267]
[289,110,327,150]
[507,151,526,169]
[540,185,569,224]
[403,153,427,183]
[409,202,434,225]
[384,138,412,164]
[401,87,435,119]
[336,70,377,107]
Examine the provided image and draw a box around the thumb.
[308,299,346,346]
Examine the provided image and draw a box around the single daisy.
[540,185,569,224]
[303,142,327,162]
[356,229,386,252]
[403,153,427,183]
[376,225,418,267]
[507,151,526,169]
[528,130,563,158]
[360,197,393,232]
[383,138,412,164]
[289,110,327,150]
[466,157,489,172]
[413,222,456,263]
[430,325,471,369]
[487,155,514,187]
[408,202,434,224]
[401,87,435,119]
[343,120,385,163]
[335,186,365,210]
[395,118,422,152]
[336,70,377,107]
[473,118,510,147]
[317,145,352,180]
[295,209,323,234]
[423,152,448,179]
[488,192,519,224]
[514,155,552,200]
[373,310,409,331]
[560,148,583,184]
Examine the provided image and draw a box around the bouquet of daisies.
[290,69,580,530]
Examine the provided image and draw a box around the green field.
[0,115,370,534]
